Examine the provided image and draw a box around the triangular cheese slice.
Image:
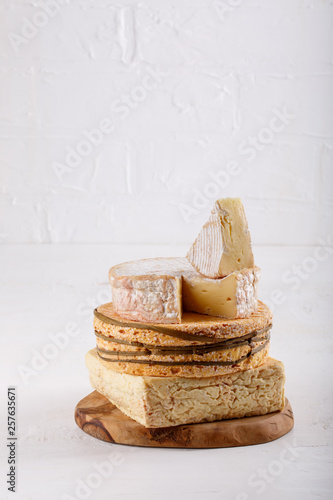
[187,198,254,278]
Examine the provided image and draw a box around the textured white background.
[1,0,333,245]
[1,2,333,500]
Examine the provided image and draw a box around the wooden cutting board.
[75,391,294,448]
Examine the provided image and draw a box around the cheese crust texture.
[109,257,260,323]
[86,350,285,428]
[187,198,255,278]
[95,301,272,343]
[93,301,271,377]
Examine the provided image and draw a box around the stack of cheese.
[86,198,285,428]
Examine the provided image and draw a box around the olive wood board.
[75,390,294,449]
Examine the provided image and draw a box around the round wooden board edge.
[74,391,294,449]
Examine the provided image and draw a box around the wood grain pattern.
[75,391,294,448]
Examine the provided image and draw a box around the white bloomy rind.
[109,258,188,324]
[187,198,255,278]
[111,275,182,324]
[235,267,260,317]
[109,258,260,324]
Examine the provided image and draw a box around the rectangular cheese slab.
[187,198,255,278]
[109,258,259,323]
[86,349,285,428]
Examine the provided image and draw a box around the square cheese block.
[109,257,260,324]
[187,197,254,278]
[86,349,285,428]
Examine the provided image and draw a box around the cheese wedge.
[109,258,259,324]
[182,266,260,319]
[187,198,254,278]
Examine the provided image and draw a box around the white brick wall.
[0,0,332,245]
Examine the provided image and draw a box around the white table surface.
[1,244,332,500]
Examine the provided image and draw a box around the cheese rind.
[95,300,272,342]
[86,349,285,428]
[182,267,260,319]
[109,258,188,324]
[111,274,182,324]
[187,198,254,278]
[109,258,259,324]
